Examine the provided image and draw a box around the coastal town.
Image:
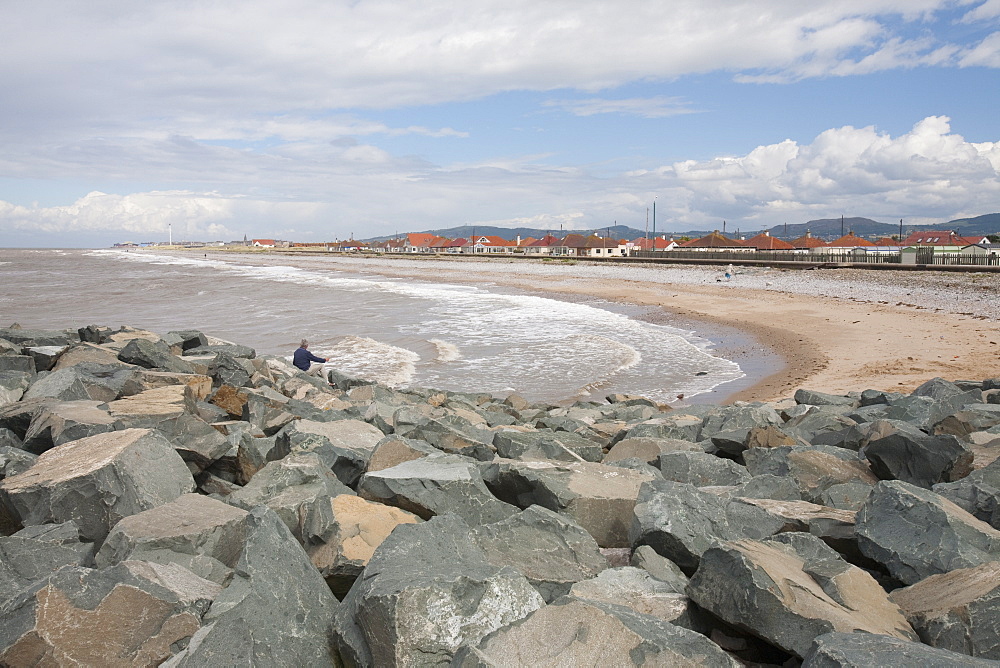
[115,227,1000,266]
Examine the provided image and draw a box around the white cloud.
[541,96,698,118]
[2,116,996,239]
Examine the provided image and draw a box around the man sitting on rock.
[293,339,328,378]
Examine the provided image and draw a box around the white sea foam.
[429,339,461,362]
[320,336,419,387]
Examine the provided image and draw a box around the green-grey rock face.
[856,480,1000,585]
[861,423,974,489]
[933,457,1000,529]
[359,454,517,525]
[470,505,607,602]
[117,337,194,374]
[454,596,739,667]
[657,451,751,487]
[0,521,95,608]
[687,533,917,658]
[333,514,544,666]
[0,428,196,542]
[802,631,999,667]
[493,429,603,462]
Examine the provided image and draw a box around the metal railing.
[631,250,901,264]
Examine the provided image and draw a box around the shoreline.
[183,250,1000,403]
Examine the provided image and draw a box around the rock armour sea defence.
[2,323,1000,665]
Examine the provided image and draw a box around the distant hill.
[361,213,1000,244]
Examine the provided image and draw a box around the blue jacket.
[293,347,326,371]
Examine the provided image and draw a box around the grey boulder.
[802,631,999,667]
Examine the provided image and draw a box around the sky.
[1,1,999,247]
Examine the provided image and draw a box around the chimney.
[764,230,770,236]
[516,235,521,244]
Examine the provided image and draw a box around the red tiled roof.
[872,237,900,247]
[901,230,988,246]
[681,231,744,248]
[406,233,437,247]
[789,233,828,249]
[827,234,874,247]
[743,232,794,250]
[528,234,562,247]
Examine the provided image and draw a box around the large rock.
[657,451,751,487]
[0,327,78,347]
[802,631,999,667]
[332,514,544,666]
[0,398,57,439]
[889,561,1000,659]
[687,533,917,658]
[861,421,974,488]
[0,447,35,482]
[934,457,1000,529]
[107,385,197,422]
[227,453,355,566]
[0,560,220,667]
[0,371,31,406]
[278,418,385,487]
[51,342,123,370]
[629,480,787,573]
[117,337,194,374]
[744,444,878,503]
[0,522,95,607]
[453,596,738,667]
[365,434,439,472]
[152,506,339,666]
[485,460,657,547]
[603,436,702,464]
[95,494,253,584]
[316,494,421,596]
[359,454,518,526]
[22,368,91,402]
[0,428,195,541]
[569,566,693,625]
[470,505,607,602]
[855,480,1000,585]
[20,400,118,455]
[493,429,602,462]
[630,544,690,593]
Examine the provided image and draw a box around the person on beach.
[725,264,734,280]
[293,339,327,377]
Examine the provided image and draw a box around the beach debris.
[2,323,1000,664]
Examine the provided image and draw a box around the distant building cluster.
[112,228,999,266]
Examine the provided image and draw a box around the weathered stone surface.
[658,451,751,487]
[186,343,256,359]
[687,533,917,658]
[164,330,209,352]
[889,562,1000,659]
[783,408,860,447]
[617,415,703,444]
[934,404,1000,440]
[410,414,496,460]
[744,444,878,503]
[0,398,57,439]
[630,480,787,573]
[802,631,999,667]
[0,327,77,348]
[817,482,874,511]
[148,506,339,666]
[278,418,385,487]
[20,400,118,455]
[0,560,220,667]
[732,497,858,557]
[117,337,194,374]
[486,459,657,548]
[856,480,1000,585]
[0,356,37,375]
[630,544,689,593]
[733,473,804,501]
[0,428,195,541]
[24,346,67,372]
[51,342,122,370]
[0,446,35,482]
[227,452,354,562]
[107,385,197,422]
[95,493,251,584]
[795,389,858,407]
[470,505,607,602]
[360,454,517,525]
[333,514,544,667]
[603,436,702,464]
[315,494,421,596]
[454,596,738,667]
[122,369,213,401]
[0,371,31,406]
[743,424,800,451]
[205,352,255,388]
[209,384,249,418]
[233,433,285,485]
[0,522,95,607]
[22,368,91,402]
[701,404,783,441]
[365,434,439,472]
[861,421,974,488]
[569,566,693,624]
[934,457,1000,529]
[493,429,602,463]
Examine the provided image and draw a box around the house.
[405,233,438,253]
[901,230,988,249]
[582,235,627,257]
[826,233,875,255]
[524,234,564,255]
[251,239,276,247]
[428,237,452,253]
[679,231,748,251]
[462,235,513,253]
[789,231,829,254]
[630,236,677,253]
[743,231,795,251]
[443,238,467,253]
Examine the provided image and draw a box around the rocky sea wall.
[1,323,999,666]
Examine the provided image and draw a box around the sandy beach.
[259,252,1000,403]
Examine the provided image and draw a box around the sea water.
[0,248,744,403]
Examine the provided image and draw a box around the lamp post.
[652,196,657,252]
